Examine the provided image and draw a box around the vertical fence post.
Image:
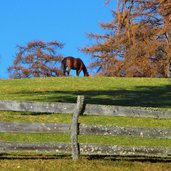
[71,95,85,160]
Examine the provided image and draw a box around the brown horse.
[61,56,89,76]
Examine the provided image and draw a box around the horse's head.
[84,72,89,77]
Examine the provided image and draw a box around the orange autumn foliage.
[82,0,171,77]
[8,40,64,78]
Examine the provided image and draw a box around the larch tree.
[82,0,171,77]
[8,40,64,78]
[158,0,171,77]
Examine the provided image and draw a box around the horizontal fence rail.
[85,104,171,119]
[0,142,72,154]
[0,100,171,119]
[79,144,171,157]
[0,96,171,160]
[0,100,75,114]
[1,122,171,139]
[0,122,71,134]
[79,124,171,139]
[1,142,171,158]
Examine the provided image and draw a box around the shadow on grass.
[1,154,171,162]
[16,85,171,108]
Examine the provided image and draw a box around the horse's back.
[62,56,73,64]
[63,56,82,69]
[61,56,89,76]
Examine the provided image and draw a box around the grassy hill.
[1,77,171,143]
[0,77,171,108]
[0,77,171,171]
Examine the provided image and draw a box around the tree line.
[8,0,171,78]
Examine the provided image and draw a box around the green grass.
[0,77,171,146]
[0,77,171,169]
[0,77,171,107]
[2,111,171,128]
[1,158,171,171]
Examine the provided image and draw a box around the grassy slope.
[0,77,171,147]
[1,159,171,171]
[0,77,171,107]
[0,77,171,170]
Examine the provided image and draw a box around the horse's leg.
[63,69,66,76]
[76,69,81,76]
[62,64,67,76]
[61,59,67,76]
[67,68,71,76]
[76,70,78,76]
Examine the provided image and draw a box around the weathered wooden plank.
[84,104,171,119]
[80,144,171,157]
[0,142,71,154]
[71,96,85,160]
[0,100,75,114]
[1,141,171,158]
[1,122,171,139]
[0,122,71,134]
[0,100,171,119]
[79,124,171,139]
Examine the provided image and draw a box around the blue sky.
[0,0,116,78]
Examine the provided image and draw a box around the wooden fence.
[0,96,171,160]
